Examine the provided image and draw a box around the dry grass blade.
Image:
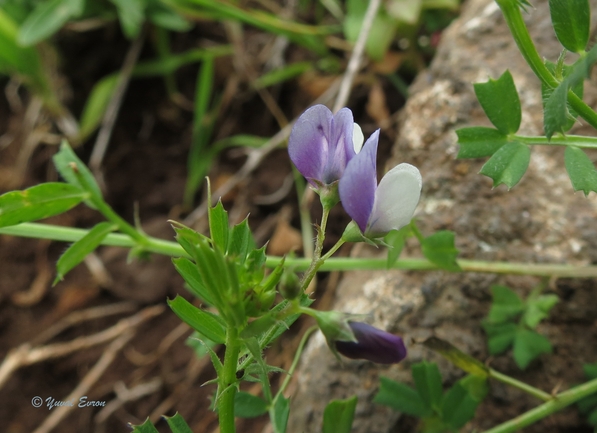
[0,305,164,390]
[32,331,135,433]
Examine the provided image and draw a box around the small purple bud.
[335,322,407,364]
[288,105,358,187]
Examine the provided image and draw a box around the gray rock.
[287,1,597,432]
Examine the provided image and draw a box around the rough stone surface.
[287,1,597,432]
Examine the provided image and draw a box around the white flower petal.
[353,123,364,154]
[366,163,422,236]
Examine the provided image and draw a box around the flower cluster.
[289,105,421,364]
[288,104,422,239]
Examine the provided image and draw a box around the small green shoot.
[374,362,487,432]
[482,284,558,369]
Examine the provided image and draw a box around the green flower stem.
[297,206,331,292]
[293,167,314,259]
[482,376,597,433]
[219,327,241,433]
[409,220,425,242]
[496,0,597,129]
[488,368,552,402]
[4,223,597,277]
[276,326,318,397]
[515,134,597,148]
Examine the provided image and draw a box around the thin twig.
[332,0,381,113]
[0,305,163,390]
[32,331,135,433]
[89,29,146,183]
[31,302,138,346]
[94,378,163,424]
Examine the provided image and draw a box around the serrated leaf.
[172,256,216,305]
[524,294,558,329]
[482,321,517,355]
[421,230,461,272]
[209,199,229,251]
[322,396,358,433]
[164,412,193,433]
[456,127,509,158]
[235,391,269,418]
[129,418,160,433]
[412,362,443,410]
[271,395,290,433]
[513,328,552,369]
[544,45,597,138]
[564,146,597,196]
[441,381,481,429]
[167,296,226,344]
[54,222,116,284]
[473,70,521,134]
[227,218,254,262]
[374,376,431,417]
[53,140,103,207]
[549,0,589,53]
[422,337,489,377]
[487,285,525,323]
[0,183,87,228]
[385,225,410,268]
[542,60,583,132]
[17,0,76,46]
[479,141,530,188]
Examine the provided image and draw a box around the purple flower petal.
[335,322,407,364]
[288,105,333,185]
[288,105,357,186]
[323,108,355,183]
[338,130,379,232]
[366,163,422,236]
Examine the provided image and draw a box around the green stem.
[0,223,185,256]
[489,369,552,402]
[410,220,425,242]
[219,327,241,433]
[482,376,597,433]
[4,223,597,277]
[515,134,597,148]
[496,0,597,129]
[298,206,330,291]
[276,326,318,398]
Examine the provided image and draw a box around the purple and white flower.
[339,129,422,237]
[335,321,407,364]
[288,104,362,187]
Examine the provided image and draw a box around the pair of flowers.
[288,104,422,238]
[288,105,422,364]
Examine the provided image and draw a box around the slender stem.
[298,206,330,291]
[482,376,597,433]
[410,220,425,242]
[320,238,345,262]
[0,223,185,256]
[515,134,597,148]
[495,0,597,130]
[5,223,597,277]
[219,327,241,433]
[489,369,552,402]
[277,326,318,397]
